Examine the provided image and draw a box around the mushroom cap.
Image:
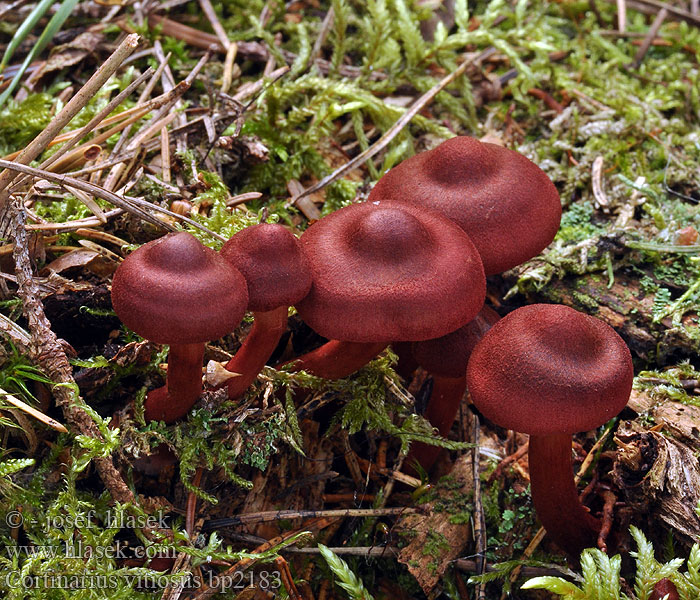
[296,201,486,343]
[220,223,312,312]
[368,136,562,275]
[112,232,248,345]
[466,304,633,436]
[412,305,500,378]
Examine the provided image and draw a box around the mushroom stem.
[528,433,601,556]
[285,341,389,379]
[224,306,289,398]
[405,375,467,473]
[392,342,419,382]
[145,342,205,423]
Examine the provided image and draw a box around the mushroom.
[288,202,486,378]
[650,579,679,600]
[111,232,248,423]
[466,304,633,556]
[369,136,562,275]
[405,305,500,472]
[219,223,312,398]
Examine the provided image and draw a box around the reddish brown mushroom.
[219,223,312,398]
[466,304,633,556]
[650,579,679,600]
[289,201,486,378]
[369,136,562,275]
[111,232,248,423]
[405,305,500,472]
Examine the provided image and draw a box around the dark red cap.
[466,304,633,435]
[296,202,485,342]
[112,232,248,344]
[650,579,679,600]
[220,223,312,312]
[412,305,500,378]
[369,136,562,275]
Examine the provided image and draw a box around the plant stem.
[224,306,288,398]
[145,342,204,423]
[528,433,601,556]
[284,341,388,379]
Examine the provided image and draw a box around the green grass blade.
[0,0,80,110]
[0,0,55,73]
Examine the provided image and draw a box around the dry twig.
[8,197,133,504]
[291,47,497,207]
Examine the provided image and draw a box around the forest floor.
[0,0,699,598]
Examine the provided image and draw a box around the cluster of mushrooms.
[111,136,634,557]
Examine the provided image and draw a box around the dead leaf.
[41,32,105,77]
[613,426,700,544]
[396,453,473,593]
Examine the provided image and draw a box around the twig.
[198,0,231,50]
[190,526,318,600]
[487,443,528,484]
[0,159,174,231]
[231,65,289,102]
[311,7,335,64]
[202,507,425,530]
[0,386,67,432]
[628,8,668,69]
[472,414,487,600]
[26,209,124,232]
[588,0,607,26]
[36,67,154,174]
[0,160,226,241]
[0,34,141,208]
[617,0,627,31]
[291,47,497,206]
[601,0,700,26]
[111,52,175,158]
[597,490,617,552]
[275,556,303,600]
[186,468,205,537]
[8,197,133,504]
[0,312,32,350]
[456,557,574,579]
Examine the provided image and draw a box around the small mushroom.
[406,305,500,472]
[219,223,312,398]
[111,232,248,423]
[289,202,486,378]
[369,136,562,275]
[650,579,679,600]
[466,304,633,556]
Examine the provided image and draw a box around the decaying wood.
[396,452,474,594]
[510,265,700,361]
[613,424,700,544]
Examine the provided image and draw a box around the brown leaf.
[396,453,473,593]
[42,32,105,76]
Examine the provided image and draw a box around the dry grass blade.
[1,160,227,241]
[198,0,231,50]
[292,47,496,205]
[628,7,669,68]
[0,33,141,205]
[37,66,154,173]
[0,387,68,432]
[0,158,174,230]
